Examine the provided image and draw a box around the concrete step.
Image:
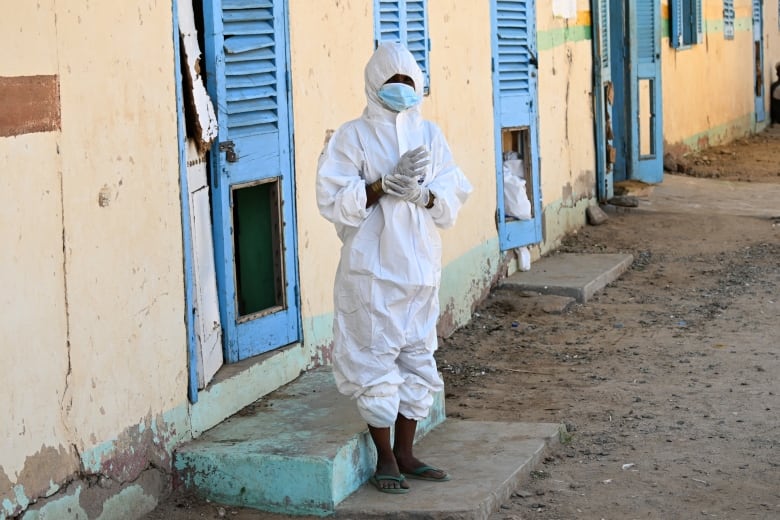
[500,252,634,303]
[335,420,562,519]
[173,366,446,516]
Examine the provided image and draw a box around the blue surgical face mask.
[377,83,421,112]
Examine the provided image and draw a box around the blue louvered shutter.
[376,0,402,41]
[695,0,703,44]
[496,0,534,127]
[670,0,684,48]
[637,2,657,65]
[723,0,735,40]
[598,0,610,79]
[222,0,279,140]
[405,1,430,93]
[374,0,431,93]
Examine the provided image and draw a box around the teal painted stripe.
[301,312,334,357]
[304,236,503,347]
[664,16,754,39]
[81,404,192,474]
[438,237,502,330]
[674,112,755,152]
[536,14,753,51]
[703,16,753,34]
[538,24,592,51]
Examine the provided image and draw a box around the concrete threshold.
[500,253,634,302]
[174,366,561,518]
[335,420,562,520]
[174,366,446,516]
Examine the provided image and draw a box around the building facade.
[1,1,776,518]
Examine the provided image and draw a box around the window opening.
[501,128,533,222]
[638,79,656,158]
[231,178,286,320]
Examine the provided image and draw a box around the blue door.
[753,0,766,123]
[608,0,663,184]
[592,0,614,201]
[633,1,663,183]
[491,0,542,251]
[203,0,301,362]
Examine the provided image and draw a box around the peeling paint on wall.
[0,445,79,518]
[1,411,184,519]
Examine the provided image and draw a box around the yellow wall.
[288,1,374,320]
[1,0,186,508]
[0,0,72,483]
[289,0,497,318]
[661,0,769,151]
[536,1,597,249]
[426,0,496,253]
[57,0,186,444]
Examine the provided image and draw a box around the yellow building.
[1,1,776,518]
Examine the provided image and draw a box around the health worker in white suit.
[316,42,472,493]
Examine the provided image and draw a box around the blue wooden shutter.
[376,0,402,41]
[374,0,431,93]
[723,0,735,40]
[752,0,761,24]
[496,0,533,127]
[598,0,610,79]
[223,0,278,139]
[695,0,703,44]
[637,2,657,65]
[405,1,430,93]
[670,0,683,47]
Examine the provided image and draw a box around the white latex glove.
[391,146,430,178]
[382,174,430,206]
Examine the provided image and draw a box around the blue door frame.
[491,0,542,251]
[172,0,201,402]
[202,0,301,363]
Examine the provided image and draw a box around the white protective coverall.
[316,42,472,428]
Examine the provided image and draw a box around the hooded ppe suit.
[316,42,472,428]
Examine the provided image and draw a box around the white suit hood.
[364,42,425,117]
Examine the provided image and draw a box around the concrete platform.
[500,253,634,302]
[174,367,446,516]
[174,366,561,518]
[335,421,562,520]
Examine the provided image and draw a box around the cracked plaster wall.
[536,2,598,245]
[1,1,186,518]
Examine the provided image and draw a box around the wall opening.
[501,127,534,221]
[638,78,655,158]
[231,178,286,320]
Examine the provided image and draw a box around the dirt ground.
[667,125,780,184]
[144,127,780,520]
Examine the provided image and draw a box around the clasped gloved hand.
[382,174,430,206]
[391,146,430,178]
